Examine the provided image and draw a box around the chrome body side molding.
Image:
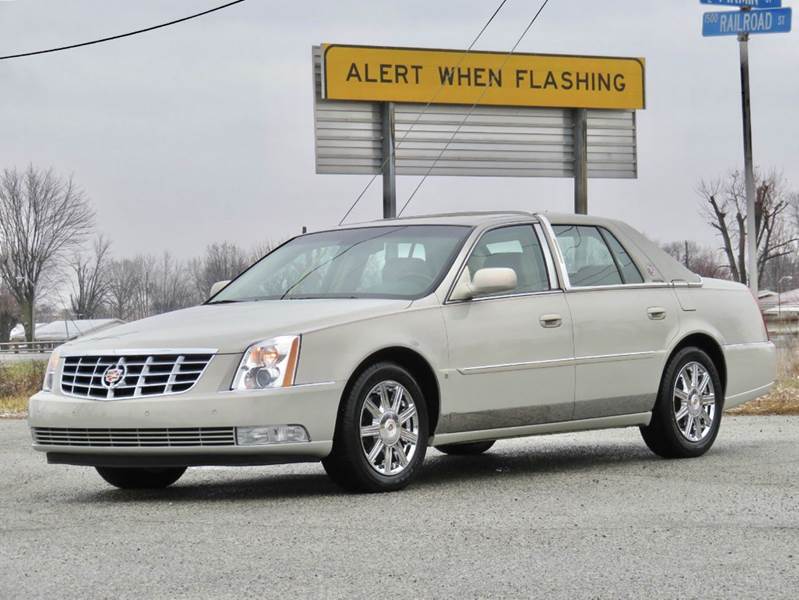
[430,412,652,446]
[458,350,660,375]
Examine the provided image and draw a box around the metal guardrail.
[0,341,60,354]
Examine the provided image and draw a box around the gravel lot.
[1,417,797,599]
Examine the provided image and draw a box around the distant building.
[758,288,799,338]
[8,323,46,341]
[9,319,125,342]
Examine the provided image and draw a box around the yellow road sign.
[322,44,645,110]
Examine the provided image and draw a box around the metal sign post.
[381,102,397,218]
[739,31,758,293]
[701,2,792,294]
[573,109,588,214]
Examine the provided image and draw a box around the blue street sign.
[700,0,781,7]
[703,7,792,36]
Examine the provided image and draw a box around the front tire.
[95,466,187,489]
[323,362,429,493]
[435,441,495,455]
[640,347,723,459]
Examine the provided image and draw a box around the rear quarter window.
[600,228,644,284]
[552,225,622,287]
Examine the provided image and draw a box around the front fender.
[294,304,447,387]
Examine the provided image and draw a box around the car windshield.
[209,225,471,302]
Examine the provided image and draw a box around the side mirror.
[450,267,517,301]
[209,280,231,298]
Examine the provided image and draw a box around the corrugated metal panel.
[314,46,382,174]
[586,110,637,179]
[392,104,573,177]
[312,47,637,179]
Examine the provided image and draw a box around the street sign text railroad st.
[702,7,792,36]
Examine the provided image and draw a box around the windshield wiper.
[207,299,243,304]
[286,295,361,300]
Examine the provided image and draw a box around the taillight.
[750,289,770,341]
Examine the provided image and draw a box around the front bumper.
[27,381,343,466]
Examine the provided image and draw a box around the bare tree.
[662,241,730,280]
[698,170,798,287]
[69,236,111,319]
[130,255,156,320]
[106,258,141,321]
[0,166,94,341]
[190,242,249,300]
[250,241,276,263]
[792,192,799,239]
[106,255,162,320]
[151,253,194,314]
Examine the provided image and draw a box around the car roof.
[339,211,536,228]
[340,211,642,229]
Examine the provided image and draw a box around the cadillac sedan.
[28,212,776,492]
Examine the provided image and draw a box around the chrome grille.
[60,353,213,400]
[32,427,236,447]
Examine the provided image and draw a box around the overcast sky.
[1,0,797,259]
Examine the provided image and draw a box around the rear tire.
[435,441,495,455]
[323,362,429,493]
[95,466,186,489]
[640,347,723,459]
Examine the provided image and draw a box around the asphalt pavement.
[1,416,797,599]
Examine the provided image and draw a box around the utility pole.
[684,240,691,270]
[737,5,758,296]
[739,28,758,295]
[701,1,793,294]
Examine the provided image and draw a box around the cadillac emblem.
[102,365,126,388]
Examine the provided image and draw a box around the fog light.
[236,425,310,446]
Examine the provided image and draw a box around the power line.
[337,0,511,226]
[0,0,247,61]
[398,0,551,217]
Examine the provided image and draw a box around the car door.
[438,223,575,434]
[550,223,681,420]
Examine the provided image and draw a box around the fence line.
[0,341,59,355]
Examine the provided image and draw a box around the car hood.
[60,299,412,355]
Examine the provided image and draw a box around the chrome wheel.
[673,361,716,442]
[359,380,418,476]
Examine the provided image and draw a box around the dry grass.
[728,342,799,416]
[0,360,45,418]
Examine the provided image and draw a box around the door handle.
[539,314,562,328]
[647,306,667,320]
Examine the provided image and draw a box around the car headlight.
[42,350,60,392]
[231,336,300,391]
